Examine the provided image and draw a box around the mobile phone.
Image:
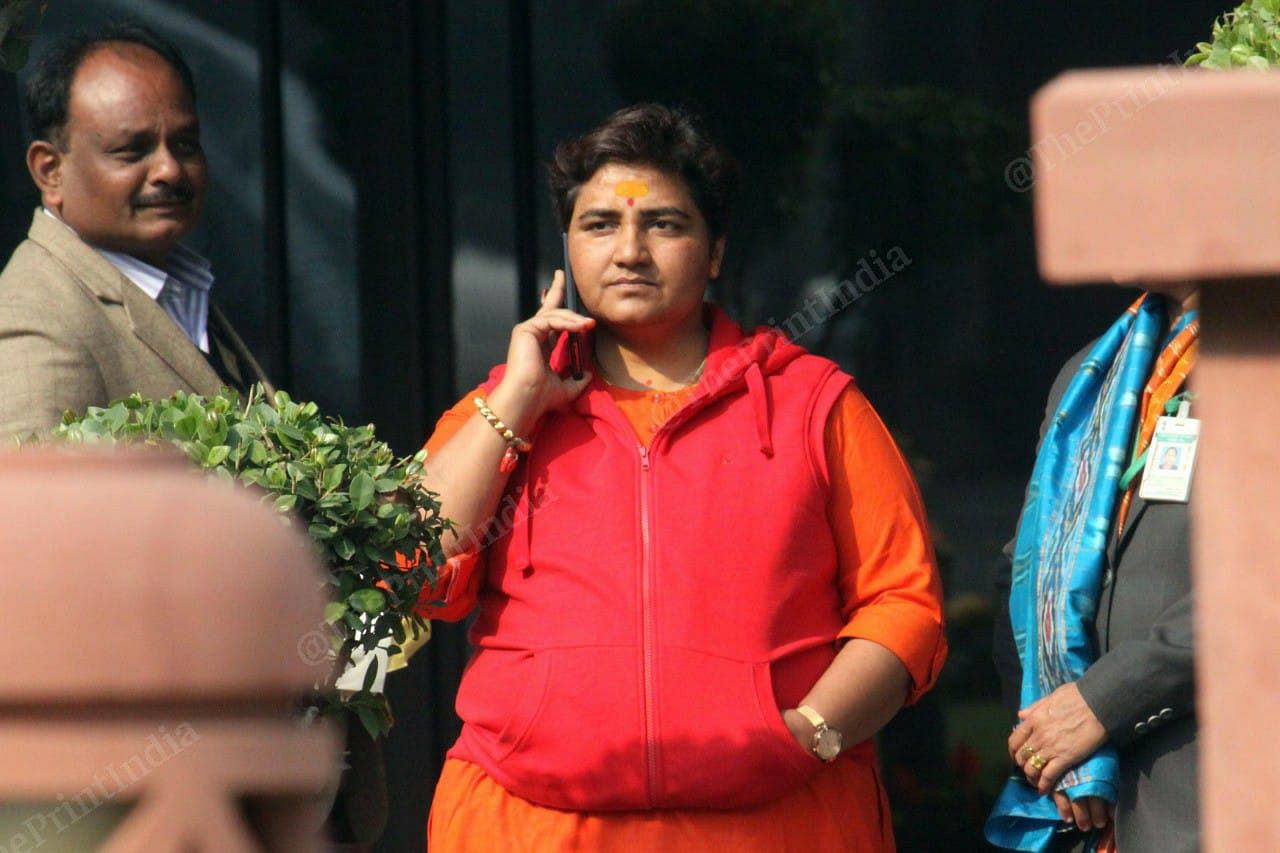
[561,232,586,380]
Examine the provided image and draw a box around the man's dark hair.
[24,22,197,147]
[548,103,739,239]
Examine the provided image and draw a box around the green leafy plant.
[1187,0,1280,69]
[48,385,450,738]
[0,0,47,73]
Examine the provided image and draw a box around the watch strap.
[796,704,826,730]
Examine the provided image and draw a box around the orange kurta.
[421,379,945,852]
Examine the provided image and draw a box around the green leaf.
[274,493,298,512]
[250,402,278,425]
[349,471,375,511]
[175,412,200,440]
[240,469,267,488]
[248,440,270,464]
[308,521,335,541]
[103,402,129,431]
[323,463,347,491]
[276,423,306,445]
[324,601,348,625]
[348,588,387,614]
[334,536,357,561]
[295,478,319,502]
[205,445,231,466]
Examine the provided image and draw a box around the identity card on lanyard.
[1138,399,1200,503]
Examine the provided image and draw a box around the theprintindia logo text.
[1004,50,1194,193]
[2,723,201,852]
[690,244,911,408]
[768,246,911,345]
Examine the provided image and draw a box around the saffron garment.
[420,375,944,852]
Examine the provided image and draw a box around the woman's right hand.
[489,270,594,434]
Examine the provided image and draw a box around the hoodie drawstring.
[745,363,774,457]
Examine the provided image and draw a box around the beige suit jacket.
[0,209,272,439]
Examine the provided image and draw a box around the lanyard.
[1118,391,1195,492]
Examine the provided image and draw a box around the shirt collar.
[42,207,214,299]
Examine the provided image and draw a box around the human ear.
[708,236,727,280]
[26,140,64,208]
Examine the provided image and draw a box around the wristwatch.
[796,704,843,763]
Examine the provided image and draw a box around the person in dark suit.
[992,282,1199,853]
[0,22,269,439]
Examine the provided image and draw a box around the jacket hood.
[578,304,808,457]
[486,303,816,457]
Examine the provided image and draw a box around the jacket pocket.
[654,647,822,808]
[486,646,648,810]
[454,648,549,762]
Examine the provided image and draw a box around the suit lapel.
[28,209,271,400]
[29,208,238,397]
[120,281,224,395]
[27,209,127,305]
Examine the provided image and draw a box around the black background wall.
[0,2,1231,849]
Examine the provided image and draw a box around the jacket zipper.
[638,443,659,806]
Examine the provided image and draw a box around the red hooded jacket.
[443,308,864,811]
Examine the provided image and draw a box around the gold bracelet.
[474,397,533,473]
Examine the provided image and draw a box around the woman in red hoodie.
[418,104,946,851]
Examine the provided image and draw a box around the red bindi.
[627,198,635,206]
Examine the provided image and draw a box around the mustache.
[133,187,195,207]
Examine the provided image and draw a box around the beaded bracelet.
[474,397,533,473]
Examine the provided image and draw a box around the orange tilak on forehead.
[614,180,649,207]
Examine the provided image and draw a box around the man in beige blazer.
[0,23,269,440]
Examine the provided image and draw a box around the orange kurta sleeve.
[424,384,487,454]
[826,385,946,704]
[411,385,489,622]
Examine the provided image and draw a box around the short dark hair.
[24,22,197,147]
[548,103,739,239]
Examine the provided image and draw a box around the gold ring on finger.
[1028,752,1048,771]
[1017,745,1037,761]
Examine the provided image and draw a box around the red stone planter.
[0,448,339,851]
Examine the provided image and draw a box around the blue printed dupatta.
[985,295,1182,852]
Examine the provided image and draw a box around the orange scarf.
[1114,316,1199,539]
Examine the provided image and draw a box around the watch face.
[814,727,842,761]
